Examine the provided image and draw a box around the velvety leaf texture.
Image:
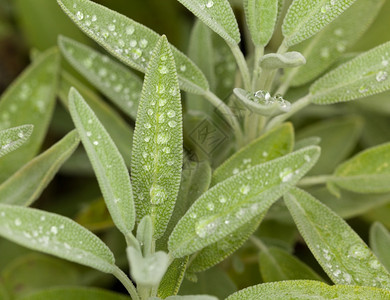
[131,36,183,239]
[370,222,390,273]
[57,0,209,94]
[0,204,116,273]
[0,125,33,159]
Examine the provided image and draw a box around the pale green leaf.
[294,136,321,150]
[330,142,390,194]
[168,146,320,258]
[57,0,209,94]
[284,187,390,289]
[370,222,390,273]
[158,257,189,298]
[282,0,357,47]
[310,41,390,104]
[164,296,218,300]
[131,36,183,239]
[287,0,385,87]
[59,36,142,120]
[212,123,294,185]
[137,215,153,256]
[226,280,390,300]
[244,0,279,46]
[0,130,79,206]
[68,88,135,236]
[0,125,33,159]
[176,0,240,45]
[0,48,59,182]
[259,52,306,69]
[0,204,116,273]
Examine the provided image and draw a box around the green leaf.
[163,296,218,300]
[370,222,390,273]
[0,48,59,182]
[259,246,324,282]
[310,41,390,104]
[212,123,294,185]
[244,0,278,46]
[0,130,79,206]
[75,197,114,231]
[0,204,116,273]
[68,88,135,236]
[168,146,320,258]
[259,52,306,69]
[131,36,183,238]
[57,0,208,94]
[0,125,33,159]
[137,215,153,256]
[282,0,357,47]
[158,257,189,298]
[330,142,390,194]
[18,287,130,300]
[284,187,390,289]
[176,0,240,45]
[226,280,390,300]
[287,0,386,87]
[294,136,321,150]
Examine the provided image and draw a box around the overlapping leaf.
[57,0,208,94]
[0,125,33,159]
[370,222,390,272]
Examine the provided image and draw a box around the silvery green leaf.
[287,0,385,87]
[310,41,390,104]
[0,204,116,273]
[158,257,188,298]
[259,52,306,69]
[284,187,390,289]
[57,0,208,94]
[282,0,357,47]
[176,0,240,45]
[126,247,169,286]
[137,215,153,256]
[0,130,79,206]
[68,88,135,236]
[58,36,142,120]
[168,146,320,258]
[244,0,279,46]
[164,296,218,300]
[370,222,390,272]
[330,142,390,194]
[226,280,390,300]
[294,137,321,150]
[233,88,291,116]
[0,48,59,182]
[0,125,33,158]
[131,36,182,239]
[212,123,293,185]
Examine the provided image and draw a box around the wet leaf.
[370,222,390,273]
[0,125,33,159]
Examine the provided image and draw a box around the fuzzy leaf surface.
[282,0,357,47]
[69,88,135,236]
[0,130,79,206]
[131,36,182,238]
[0,204,116,273]
[168,146,320,258]
[310,41,390,104]
[284,187,390,289]
[259,52,306,69]
[0,125,33,159]
[226,280,390,300]
[370,222,390,273]
[57,0,208,94]
[158,257,189,298]
[59,36,142,120]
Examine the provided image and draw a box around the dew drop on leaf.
[348,244,371,260]
[195,218,218,238]
[150,184,167,205]
[376,71,388,82]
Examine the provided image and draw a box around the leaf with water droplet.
[168,146,320,258]
[370,222,390,273]
[56,0,208,94]
[58,36,142,120]
[176,0,240,45]
[0,125,33,159]
[259,52,306,69]
[68,88,135,237]
[226,280,390,300]
[284,187,390,288]
[329,142,390,194]
[0,204,116,273]
[282,0,357,47]
[0,48,59,183]
[244,0,278,46]
[0,130,79,206]
[286,0,386,87]
[131,36,183,238]
[233,88,291,116]
[212,123,293,185]
[310,41,390,104]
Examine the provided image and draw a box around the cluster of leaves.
[1,0,390,299]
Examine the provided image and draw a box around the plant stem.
[113,267,139,300]
[252,46,264,91]
[298,175,333,187]
[229,43,252,91]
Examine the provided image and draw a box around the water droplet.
[279,168,293,182]
[144,123,151,129]
[304,155,311,162]
[144,137,151,142]
[262,151,268,157]
[180,65,187,72]
[336,42,346,53]
[190,212,197,219]
[195,218,218,238]
[163,147,171,154]
[167,110,176,118]
[15,218,22,226]
[139,39,148,48]
[232,168,239,175]
[149,184,167,205]
[159,65,168,74]
[40,216,46,221]
[168,121,177,128]
[157,133,169,144]
[126,25,135,35]
[370,259,381,270]
[98,68,107,77]
[240,184,250,195]
[93,141,99,146]
[348,244,370,260]
[382,59,389,67]
[376,71,388,82]
[159,99,167,106]
[206,0,214,8]
[333,269,341,277]
[334,28,343,36]
[50,226,58,235]
[147,109,153,116]
[320,47,330,59]
[158,114,166,123]
[343,273,352,284]
[207,203,215,211]
[17,132,24,138]
[76,11,84,20]
[219,196,227,203]
[91,15,97,22]
[132,49,142,59]
[359,85,368,94]
[160,55,167,61]
[114,198,121,203]
[108,24,115,31]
